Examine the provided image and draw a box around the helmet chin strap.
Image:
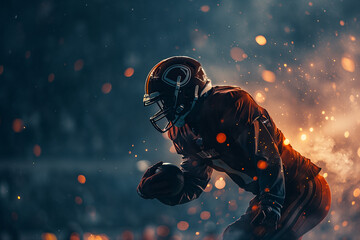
[173,85,199,127]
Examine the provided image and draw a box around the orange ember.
[0,65,4,75]
[77,174,86,184]
[255,35,267,45]
[74,59,84,71]
[216,133,227,143]
[12,118,24,133]
[257,160,268,170]
[124,67,134,77]
[177,221,189,231]
[33,144,41,157]
[264,188,270,192]
[101,83,112,94]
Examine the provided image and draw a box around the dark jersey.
[157,86,321,207]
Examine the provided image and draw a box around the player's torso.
[168,121,260,193]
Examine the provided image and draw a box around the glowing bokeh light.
[74,59,84,71]
[353,188,360,197]
[216,133,227,143]
[215,177,226,189]
[33,144,41,157]
[156,225,170,237]
[284,139,290,145]
[101,83,112,94]
[255,35,267,45]
[124,67,134,77]
[42,233,57,240]
[255,91,266,103]
[48,73,55,82]
[341,57,355,72]
[12,118,24,133]
[200,211,211,220]
[257,160,268,170]
[136,160,150,172]
[200,5,210,12]
[230,47,246,62]
[261,70,276,83]
[301,134,307,141]
[77,174,86,184]
[177,221,189,231]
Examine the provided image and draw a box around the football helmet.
[144,56,212,133]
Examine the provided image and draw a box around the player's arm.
[137,156,213,206]
[223,92,285,230]
[249,116,285,229]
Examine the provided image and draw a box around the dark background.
[1,0,360,239]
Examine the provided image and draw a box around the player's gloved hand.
[251,203,281,232]
[137,161,174,199]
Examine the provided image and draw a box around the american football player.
[137,56,331,240]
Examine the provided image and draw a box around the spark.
[301,134,307,141]
[284,139,290,145]
[344,131,350,138]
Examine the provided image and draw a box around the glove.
[137,161,177,199]
[250,203,281,232]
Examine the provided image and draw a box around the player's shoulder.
[208,85,254,105]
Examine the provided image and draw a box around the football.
[155,163,185,196]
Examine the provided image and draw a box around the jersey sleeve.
[157,156,213,206]
[222,91,285,209]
